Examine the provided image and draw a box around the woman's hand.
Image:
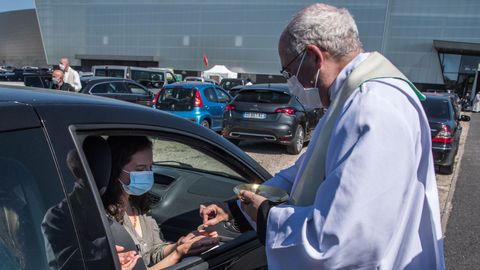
[175,234,219,258]
[177,230,218,246]
[116,245,141,270]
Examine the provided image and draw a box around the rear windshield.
[156,87,195,111]
[235,90,291,104]
[221,80,243,90]
[422,98,451,119]
[94,69,125,78]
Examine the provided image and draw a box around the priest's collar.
[328,52,370,103]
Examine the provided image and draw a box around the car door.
[0,103,118,269]
[214,87,231,129]
[203,87,224,130]
[125,81,154,106]
[68,123,270,270]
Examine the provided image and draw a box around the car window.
[91,82,128,94]
[166,72,176,84]
[215,88,230,103]
[152,137,243,179]
[422,98,451,119]
[126,83,148,95]
[131,70,164,88]
[155,87,196,111]
[204,87,218,102]
[94,69,125,78]
[0,128,81,269]
[235,90,291,104]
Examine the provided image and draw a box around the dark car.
[153,82,232,131]
[222,83,324,154]
[80,76,154,107]
[227,85,245,97]
[220,79,245,92]
[422,93,470,174]
[0,86,270,269]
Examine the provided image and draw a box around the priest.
[200,3,445,269]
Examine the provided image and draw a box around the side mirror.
[460,115,471,122]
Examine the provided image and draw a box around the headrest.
[83,136,111,195]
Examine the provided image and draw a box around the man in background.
[51,70,75,92]
[59,58,81,91]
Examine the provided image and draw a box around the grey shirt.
[122,213,171,267]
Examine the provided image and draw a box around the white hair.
[282,3,362,59]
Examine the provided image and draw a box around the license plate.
[243,112,267,119]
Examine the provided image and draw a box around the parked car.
[92,66,178,93]
[80,76,154,107]
[220,78,246,92]
[222,83,323,154]
[0,86,270,270]
[153,82,232,131]
[24,74,53,88]
[227,85,244,97]
[421,93,470,174]
[184,76,218,85]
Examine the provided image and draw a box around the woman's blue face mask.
[119,169,154,196]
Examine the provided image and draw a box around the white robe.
[261,53,445,269]
[472,93,480,112]
[64,67,81,92]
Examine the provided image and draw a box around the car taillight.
[275,107,296,115]
[225,104,236,111]
[194,89,203,107]
[152,90,162,106]
[432,124,453,144]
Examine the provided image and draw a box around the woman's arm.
[148,234,218,270]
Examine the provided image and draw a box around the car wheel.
[201,119,210,129]
[287,125,304,155]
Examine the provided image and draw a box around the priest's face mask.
[282,49,322,109]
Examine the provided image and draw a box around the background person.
[59,57,81,91]
[200,3,445,269]
[472,91,480,112]
[103,136,218,270]
[51,70,75,92]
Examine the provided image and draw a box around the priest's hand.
[239,190,267,222]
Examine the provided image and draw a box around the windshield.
[155,87,196,111]
[422,98,451,119]
[94,68,125,78]
[131,70,164,88]
[235,90,291,104]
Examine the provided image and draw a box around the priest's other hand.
[239,190,267,222]
[199,203,230,227]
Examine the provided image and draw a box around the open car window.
[152,138,243,180]
[74,126,268,270]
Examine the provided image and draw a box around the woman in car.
[102,136,218,269]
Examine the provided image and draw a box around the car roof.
[0,85,272,179]
[423,92,453,100]
[164,81,219,88]
[80,76,132,83]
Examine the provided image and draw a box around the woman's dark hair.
[102,136,153,223]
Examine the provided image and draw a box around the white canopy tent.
[202,65,238,82]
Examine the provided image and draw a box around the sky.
[0,0,35,13]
